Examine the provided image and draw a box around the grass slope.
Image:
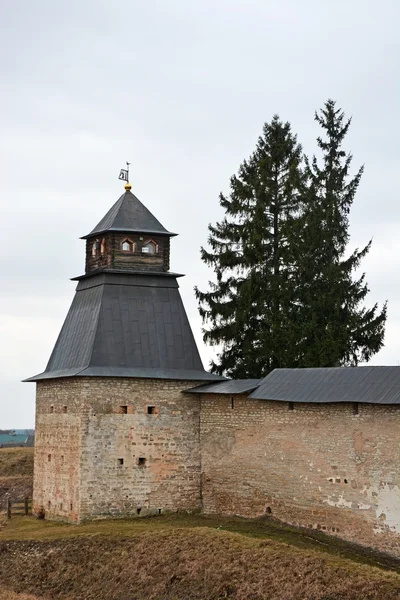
[0,448,34,478]
[1,515,400,599]
[0,448,33,512]
[1,448,400,599]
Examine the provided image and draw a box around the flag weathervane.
[118,162,131,190]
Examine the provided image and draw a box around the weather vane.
[118,162,131,189]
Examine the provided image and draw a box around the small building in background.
[0,433,29,448]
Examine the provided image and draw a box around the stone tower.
[26,183,223,522]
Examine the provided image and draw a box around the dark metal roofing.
[185,379,261,395]
[72,269,184,282]
[25,273,224,383]
[82,190,177,239]
[250,367,400,404]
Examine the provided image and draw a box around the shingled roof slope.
[82,190,176,238]
[250,367,400,404]
[25,273,224,383]
[185,379,261,394]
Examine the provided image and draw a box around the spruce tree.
[195,116,304,378]
[294,100,387,367]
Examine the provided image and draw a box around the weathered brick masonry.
[199,393,400,556]
[35,378,400,556]
[34,380,83,521]
[34,378,202,522]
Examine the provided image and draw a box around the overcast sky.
[0,0,399,428]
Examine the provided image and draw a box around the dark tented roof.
[82,190,177,239]
[185,379,261,395]
[25,273,224,383]
[250,367,400,404]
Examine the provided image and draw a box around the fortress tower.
[26,182,223,522]
[23,182,400,558]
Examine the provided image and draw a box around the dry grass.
[1,526,400,599]
[0,448,34,513]
[1,448,400,598]
[0,448,34,478]
[0,593,40,600]
[1,512,399,570]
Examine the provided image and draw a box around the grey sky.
[1,0,399,428]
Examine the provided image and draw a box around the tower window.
[142,241,157,255]
[100,238,106,255]
[138,457,146,466]
[119,405,128,414]
[92,240,100,257]
[118,458,124,466]
[121,239,134,252]
[147,406,156,415]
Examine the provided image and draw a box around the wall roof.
[249,366,400,404]
[185,379,261,395]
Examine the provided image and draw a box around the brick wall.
[79,377,202,519]
[34,377,201,522]
[35,378,400,555]
[200,394,400,557]
[34,379,83,521]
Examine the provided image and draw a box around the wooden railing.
[6,498,32,519]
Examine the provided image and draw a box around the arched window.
[121,239,134,252]
[142,240,157,255]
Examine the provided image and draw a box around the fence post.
[24,497,29,516]
[7,499,11,519]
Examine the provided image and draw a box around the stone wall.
[33,379,83,521]
[79,377,202,519]
[199,393,400,557]
[34,377,201,522]
[35,377,400,555]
